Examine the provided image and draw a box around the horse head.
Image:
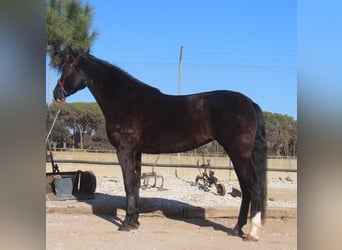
[53,50,88,102]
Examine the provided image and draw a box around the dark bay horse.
[53,52,267,241]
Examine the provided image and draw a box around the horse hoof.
[118,221,140,231]
[132,221,140,229]
[246,234,259,241]
[232,225,244,237]
[118,224,131,231]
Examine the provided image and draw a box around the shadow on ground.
[78,192,236,237]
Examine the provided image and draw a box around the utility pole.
[176,45,184,177]
[46,65,53,140]
[178,45,183,95]
[47,65,53,106]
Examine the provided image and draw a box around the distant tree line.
[46,102,297,157]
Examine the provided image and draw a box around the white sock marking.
[249,211,261,239]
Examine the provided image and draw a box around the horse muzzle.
[53,85,67,103]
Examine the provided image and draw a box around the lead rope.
[46,103,62,173]
[46,105,61,143]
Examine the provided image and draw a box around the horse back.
[138,90,257,153]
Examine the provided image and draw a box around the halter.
[56,53,83,101]
[57,53,83,88]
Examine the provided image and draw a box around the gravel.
[89,177,297,209]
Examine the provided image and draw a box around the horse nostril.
[56,97,65,103]
[61,88,67,96]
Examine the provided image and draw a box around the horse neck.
[77,55,159,115]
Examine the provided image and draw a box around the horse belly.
[140,94,216,153]
[141,117,214,154]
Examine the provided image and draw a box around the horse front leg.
[117,149,142,231]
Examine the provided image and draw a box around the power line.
[110,61,296,70]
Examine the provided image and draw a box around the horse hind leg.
[230,155,262,241]
[117,149,142,231]
[232,173,250,237]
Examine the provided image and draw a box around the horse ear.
[85,48,90,54]
[67,47,78,60]
[67,47,73,56]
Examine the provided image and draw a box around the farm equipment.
[140,154,164,190]
[141,171,164,190]
[46,146,96,200]
[195,158,226,196]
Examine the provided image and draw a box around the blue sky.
[46,0,297,119]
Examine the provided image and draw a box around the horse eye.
[62,62,71,72]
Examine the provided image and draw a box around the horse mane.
[84,54,161,93]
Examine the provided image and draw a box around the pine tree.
[46,0,98,69]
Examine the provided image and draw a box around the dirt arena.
[47,214,296,250]
[46,177,297,250]
[46,152,297,249]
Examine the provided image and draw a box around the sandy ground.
[46,176,297,249]
[46,214,297,250]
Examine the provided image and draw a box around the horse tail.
[252,102,267,222]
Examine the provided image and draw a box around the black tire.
[217,183,226,196]
[79,171,97,194]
